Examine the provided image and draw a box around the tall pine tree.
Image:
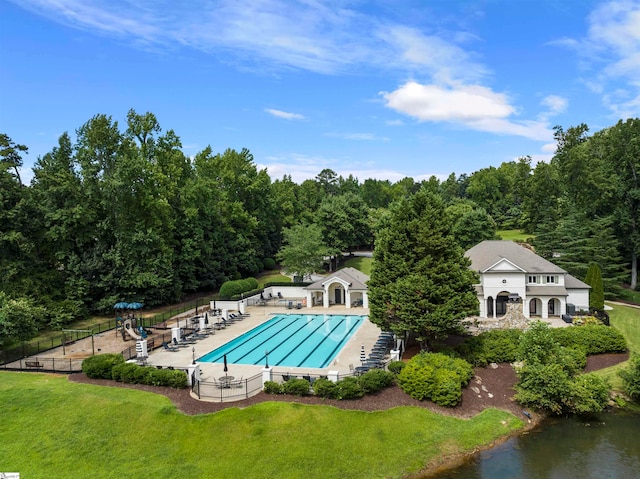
[368,189,478,350]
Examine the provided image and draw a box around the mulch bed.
[68,352,629,418]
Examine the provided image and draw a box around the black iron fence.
[0,295,218,366]
[192,373,263,402]
[0,356,84,373]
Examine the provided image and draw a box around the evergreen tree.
[584,263,605,310]
[368,189,479,350]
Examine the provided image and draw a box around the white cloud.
[386,119,405,126]
[381,82,514,122]
[375,25,488,84]
[540,95,568,115]
[562,1,640,116]
[259,154,443,183]
[11,0,488,78]
[264,108,305,120]
[541,142,557,153]
[381,81,553,141]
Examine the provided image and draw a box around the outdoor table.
[218,376,235,388]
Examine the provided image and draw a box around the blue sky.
[2,0,640,184]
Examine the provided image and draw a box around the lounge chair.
[163,341,178,352]
[282,374,291,382]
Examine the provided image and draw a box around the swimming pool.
[198,314,365,369]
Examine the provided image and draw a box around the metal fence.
[192,373,264,402]
[0,295,217,366]
[0,356,84,373]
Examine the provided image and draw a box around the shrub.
[567,374,610,415]
[552,325,627,355]
[263,258,276,270]
[515,363,572,415]
[282,378,311,396]
[237,279,251,294]
[358,369,394,394]
[82,353,125,379]
[397,361,436,401]
[337,377,364,399]
[313,378,338,399]
[619,354,640,400]
[166,369,188,389]
[219,280,244,300]
[118,363,140,384]
[456,329,521,367]
[111,362,126,382]
[263,381,282,394]
[397,352,472,405]
[572,316,601,326]
[387,361,406,375]
[431,369,463,407]
[246,277,259,290]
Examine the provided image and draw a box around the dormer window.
[527,275,538,284]
[545,275,558,284]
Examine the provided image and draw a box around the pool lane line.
[294,316,358,368]
[243,315,324,366]
[233,314,315,364]
[201,314,295,363]
[317,317,363,368]
[275,316,342,366]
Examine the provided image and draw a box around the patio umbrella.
[128,302,144,310]
[113,302,129,309]
[204,312,209,325]
[360,344,366,365]
[223,354,228,377]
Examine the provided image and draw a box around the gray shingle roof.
[306,267,369,291]
[565,273,591,289]
[526,285,568,296]
[465,240,566,274]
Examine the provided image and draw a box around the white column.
[493,298,497,318]
[261,367,273,386]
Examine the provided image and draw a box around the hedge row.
[219,278,259,300]
[455,323,627,367]
[81,354,188,389]
[264,369,395,400]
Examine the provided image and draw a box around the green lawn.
[593,303,640,389]
[342,256,373,276]
[0,372,523,479]
[496,229,533,242]
[257,270,291,286]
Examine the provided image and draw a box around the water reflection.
[433,412,640,479]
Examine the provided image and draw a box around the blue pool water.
[198,314,365,368]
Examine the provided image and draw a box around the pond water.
[431,412,640,479]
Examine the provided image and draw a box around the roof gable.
[466,240,565,275]
[306,267,369,291]
[484,258,526,273]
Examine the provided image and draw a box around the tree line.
[1,111,638,346]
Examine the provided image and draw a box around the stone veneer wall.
[500,302,530,330]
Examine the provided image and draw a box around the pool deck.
[144,304,384,381]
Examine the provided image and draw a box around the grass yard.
[0,372,523,479]
[594,303,640,389]
[496,229,533,242]
[257,270,291,286]
[342,256,373,276]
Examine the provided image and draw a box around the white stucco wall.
[567,289,590,312]
[480,272,526,299]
